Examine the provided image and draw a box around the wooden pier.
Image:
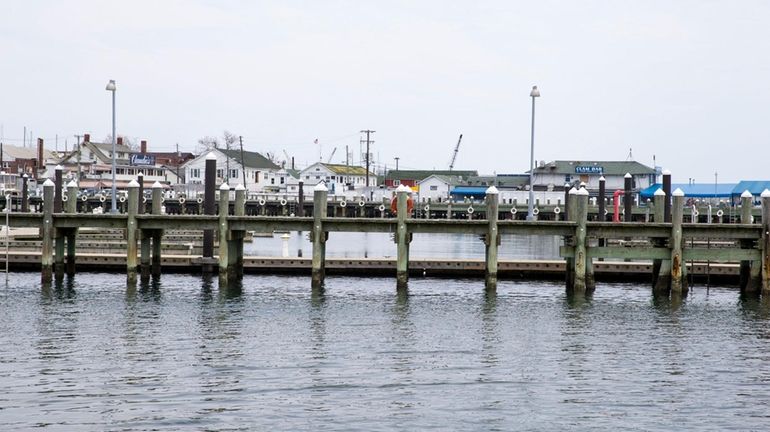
[4,176,770,296]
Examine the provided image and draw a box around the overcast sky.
[2,1,769,182]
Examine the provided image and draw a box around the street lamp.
[105,79,117,213]
[527,85,540,221]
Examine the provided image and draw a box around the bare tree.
[104,134,137,150]
[222,130,238,151]
[196,136,219,154]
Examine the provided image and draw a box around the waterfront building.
[181,148,281,194]
[56,134,172,190]
[384,169,477,188]
[531,160,657,191]
[0,142,56,178]
[298,162,375,194]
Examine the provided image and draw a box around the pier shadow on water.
[43,277,77,301]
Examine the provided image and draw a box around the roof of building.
[91,142,134,154]
[321,163,372,176]
[386,170,478,181]
[640,183,736,199]
[533,160,656,176]
[0,143,58,160]
[466,174,530,188]
[417,174,469,186]
[731,181,770,197]
[220,149,280,170]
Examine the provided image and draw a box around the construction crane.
[326,147,337,164]
[448,134,463,171]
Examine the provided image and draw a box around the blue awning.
[640,183,735,199]
[731,181,770,197]
[450,186,487,197]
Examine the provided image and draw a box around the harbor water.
[2,271,770,430]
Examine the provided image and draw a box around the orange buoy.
[390,195,415,214]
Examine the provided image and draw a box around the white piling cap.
[654,188,666,196]
[568,187,578,195]
[577,187,589,196]
[314,181,327,192]
[762,189,770,198]
[43,179,54,186]
[624,172,632,179]
[219,182,230,190]
[599,176,605,182]
[672,188,685,197]
[662,169,671,175]
[741,190,753,198]
[205,152,217,160]
[579,181,587,187]
[396,184,410,193]
[55,165,63,171]
[22,174,28,178]
[66,180,78,188]
[564,183,571,188]
[235,184,246,191]
[485,185,499,195]
[127,180,139,188]
[152,181,163,189]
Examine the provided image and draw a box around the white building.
[57,137,169,189]
[182,148,282,194]
[416,175,455,202]
[298,162,375,194]
[530,160,657,191]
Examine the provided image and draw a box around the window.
[254,171,260,182]
[430,185,438,191]
[271,178,275,185]
[394,180,400,186]
[190,168,200,178]
[305,175,310,180]
[264,173,268,180]
[229,169,239,179]
[280,177,285,184]
[217,168,224,179]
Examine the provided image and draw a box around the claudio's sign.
[130,154,156,166]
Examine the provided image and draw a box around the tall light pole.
[527,85,540,221]
[105,79,117,213]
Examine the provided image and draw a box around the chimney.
[117,136,123,146]
[37,138,44,171]
[140,140,147,153]
[84,134,90,143]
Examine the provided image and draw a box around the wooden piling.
[65,180,78,276]
[598,175,605,222]
[662,170,672,222]
[311,183,328,287]
[484,186,499,287]
[218,183,230,279]
[572,187,589,292]
[624,173,632,222]
[396,185,411,287]
[151,182,163,277]
[671,189,686,293]
[229,184,246,278]
[297,181,305,217]
[41,180,54,283]
[564,188,577,289]
[21,174,29,213]
[738,191,758,292]
[53,166,65,279]
[202,152,216,265]
[761,190,770,294]
[126,180,139,283]
[653,188,670,293]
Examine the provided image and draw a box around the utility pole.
[360,130,375,187]
[75,135,82,182]
[23,126,26,148]
[176,143,181,186]
[239,135,247,189]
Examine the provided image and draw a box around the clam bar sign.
[130,154,156,166]
[575,166,603,174]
